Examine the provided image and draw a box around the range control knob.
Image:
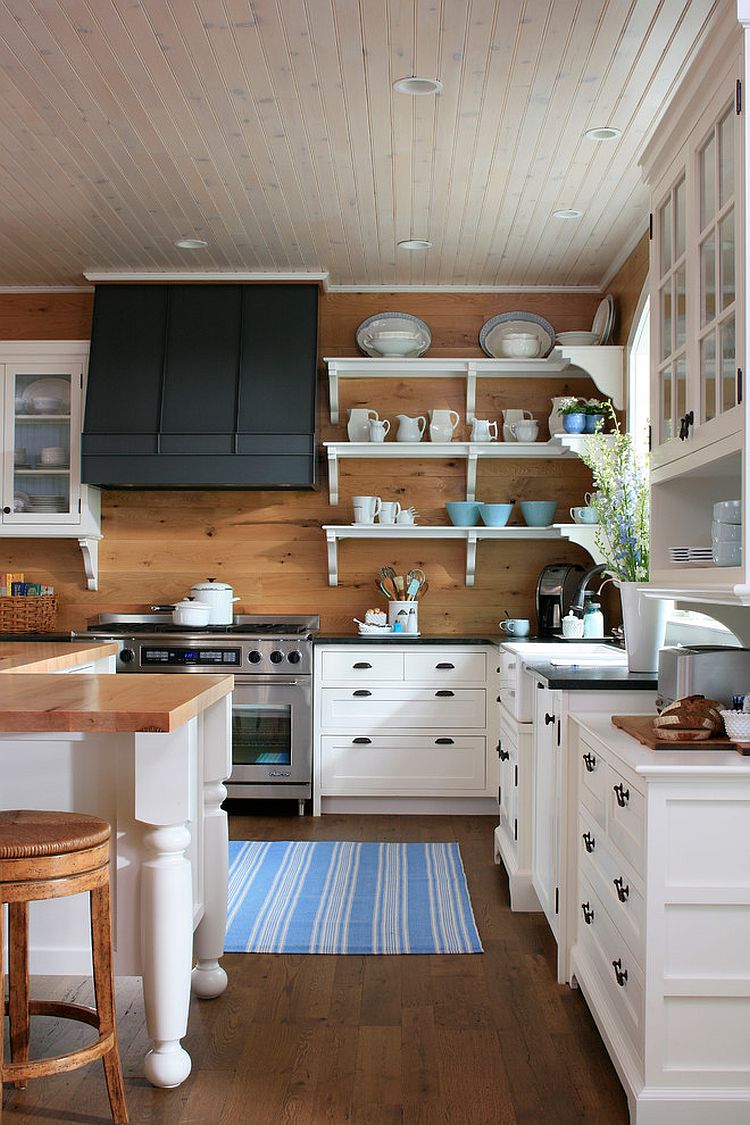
[287,650,302,664]
[270,650,284,664]
[248,650,262,664]
[119,648,135,664]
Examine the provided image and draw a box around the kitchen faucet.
[570,563,610,616]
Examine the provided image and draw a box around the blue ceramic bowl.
[584,413,605,433]
[562,413,586,434]
[520,500,558,527]
[446,501,481,526]
[479,502,513,527]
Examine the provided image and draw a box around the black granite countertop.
[522,660,658,690]
[315,635,495,645]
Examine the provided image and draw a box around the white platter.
[19,377,71,414]
[356,312,431,358]
[591,295,615,344]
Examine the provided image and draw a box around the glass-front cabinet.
[649,51,743,469]
[0,342,101,588]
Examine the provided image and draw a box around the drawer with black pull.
[319,687,486,730]
[403,650,487,683]
[320,650,404,681]
[579,806,644,964]
[320,735,487,794]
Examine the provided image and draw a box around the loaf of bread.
[653,694,724,736]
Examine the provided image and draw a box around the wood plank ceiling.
[0,0,723,289]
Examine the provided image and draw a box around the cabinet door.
[3,358,85,526]
[497,727,518,852]
[532,680,561,939]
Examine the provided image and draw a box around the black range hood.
[82,282,318,488]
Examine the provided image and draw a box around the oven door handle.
[236,677,301,686]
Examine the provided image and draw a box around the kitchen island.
[0,638,118,673]
[0,672,233,1088]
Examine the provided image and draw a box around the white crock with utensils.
[379,501,401,525]
[395,414,426,442]
[428,409,460,442]
[388,600,419,634]
[470,418,498,442]
[189,578,240,624]
[368,418,390,442]
[347,408,379,442]
[353,495,382,524]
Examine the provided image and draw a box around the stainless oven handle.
[235,677,301,686]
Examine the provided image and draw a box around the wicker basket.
[0,595,58,634]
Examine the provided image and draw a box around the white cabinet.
[568,713,750,1124]
[532,679,563,938]
[494,704,539,912]
[0,341,101,589]
[313,643,497,815]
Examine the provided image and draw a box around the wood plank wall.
[0,265,647,635]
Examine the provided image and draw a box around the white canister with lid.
[172,598,212,627]
[190,578,240,624]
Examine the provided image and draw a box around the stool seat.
[0,809,110,859]
[1,808,128,1123]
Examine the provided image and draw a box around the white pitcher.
[395,414,427,442]
[429,409,460,442]
[347,407,379,442]
[502,408,533,441]
[470,418,498,442]
[548,398,567,437]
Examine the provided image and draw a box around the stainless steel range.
[82,613,319,811]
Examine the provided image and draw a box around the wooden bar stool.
[0,809,128,1124]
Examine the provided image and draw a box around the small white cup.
[379,500,402,525]
[368,419,390,443]
[352,495,382,524]
[396,509,416,525]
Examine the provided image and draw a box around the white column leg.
[191,779,229,999]
[140,822,193,1088]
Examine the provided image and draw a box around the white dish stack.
[712,499,742,567]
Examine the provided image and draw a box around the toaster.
[657,645,750,710]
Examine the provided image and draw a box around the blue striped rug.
[225,840,483,954]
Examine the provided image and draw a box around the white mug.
[429,409,460,443]
[509,420,539,442]
[368,418,390,442]
[379,500,402,525]
[470,418,498,442]
[347,407,379,442]
[352,495,382,524]
[396,414,427,442]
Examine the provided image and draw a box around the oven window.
[233,703,291,766]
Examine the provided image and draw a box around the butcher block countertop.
[0,673,233,733]
[0,640,119,673]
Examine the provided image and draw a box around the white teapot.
[395,414,427,443]
[470,418,498,442]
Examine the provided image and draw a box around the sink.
[502,641,625,660]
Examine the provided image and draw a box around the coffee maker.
[535,563,584,636]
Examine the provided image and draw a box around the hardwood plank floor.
[2,813,628,1124]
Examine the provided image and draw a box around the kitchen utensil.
[379,500,401,524]
[347,408,379,442]
[469,418,498,442]
[406,567,426,586]
[446,501,481,526]
[479,502,513,527]
[376,579,392,599]
[428,409,460,442]
[379,565,396,580]
[395,414,427,442]
[591,294,615,344]
[190,578,240,624]
[415,580,428,599]
[352,495,381,524]
[172,598,212,627]
[368,418,390,442]
[509,420,539,442]
[356,312,431,358]
[479,312,555,358]
[394,574,405,595]
[520,500,558,527]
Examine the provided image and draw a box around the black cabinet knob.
[583,752,597,772]
[498,746,510,761]
[435,662,455,669]
[582,832,596,853]
[435,690,455,697]
[613,876,630,902]
[435,737,454,745]
[2,506,10,514]
[352,737,371,744]
[612,959,628,987]
[544,712,555,726]
[352,689,372,697]
[353,661,372,669]
[613,782,630,807]
[581,902,594,925]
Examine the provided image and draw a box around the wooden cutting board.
[612,714,750,754]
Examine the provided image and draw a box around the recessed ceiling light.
[552,209,583,220]
[397,238,432,250]
[584,126,622,142]
[393,76,443,96]
[174,238,208,249]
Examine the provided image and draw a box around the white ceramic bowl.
[720,709,750,742]
[555,331,601,346]
[365,332,424,357]
[30,396,64,414]
[498,333,541,358]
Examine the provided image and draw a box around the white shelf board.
[323,439,574,503]
[323,522,600,586]
[325,347,623,422]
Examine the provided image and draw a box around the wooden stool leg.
[7,902,29,1089]
[90,885,128,1125]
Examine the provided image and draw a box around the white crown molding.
[83,269,330,288]
[598,220,650,292]
[323,282,603,293]
[0,286,94,293]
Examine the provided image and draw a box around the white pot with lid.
[172,598,212,627]
[190,578,240,624]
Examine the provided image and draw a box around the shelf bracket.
[326,530,339,586]
[328,364,340,424]
[466,363,477,420]
[466,450,478,502]
[466,531,478,587]
[78,537,99,591]
[327,446,339,505]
